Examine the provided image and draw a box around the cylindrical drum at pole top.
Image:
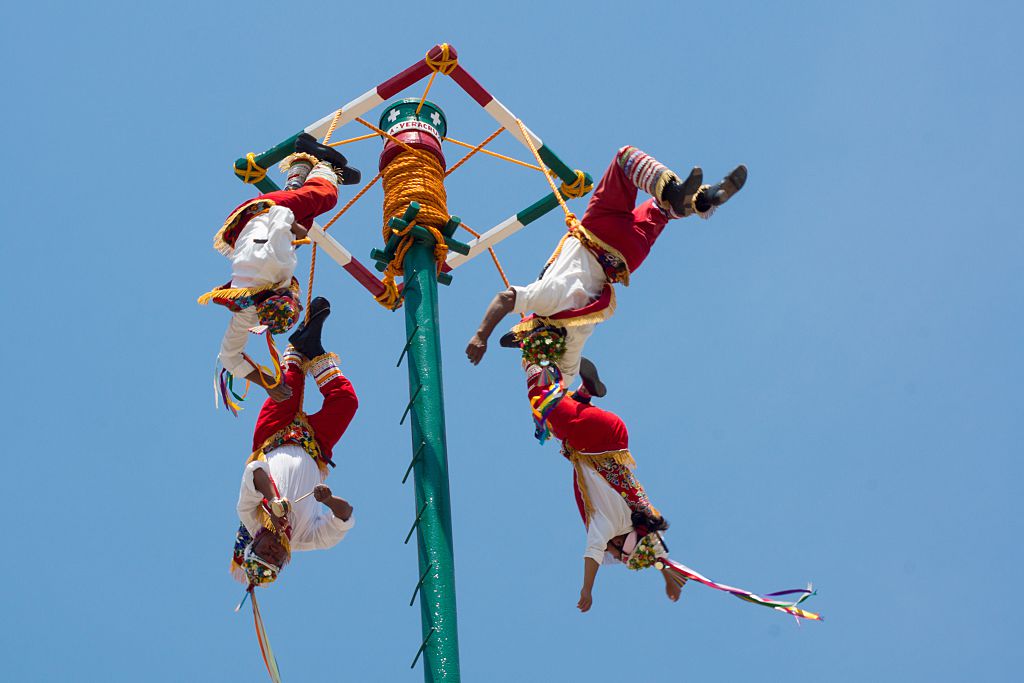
[378,98,447,170]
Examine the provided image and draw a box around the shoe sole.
[714,164,748,205]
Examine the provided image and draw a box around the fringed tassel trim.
[510,289,617,336]
[573,463,595,524]
[565,446,637,523]
[564,446,637,470]
[213,199,276,256]
[278,152,319,172]
[197,281,276,305]
[247,413,330,477]
[693,185,716,219]
[653,169,681,214]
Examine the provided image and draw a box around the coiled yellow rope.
[376,150,451,309]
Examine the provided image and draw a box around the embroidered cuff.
[308,352,342,387]
[307,161,338,186]
[281,345,305,372]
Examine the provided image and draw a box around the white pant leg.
[230,206,298,289]
[559,323,595,388]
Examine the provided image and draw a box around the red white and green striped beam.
[306,223,387,299]
[445,188,581,270]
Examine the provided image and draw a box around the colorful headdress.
[620,531,664,571]
[256,294,301,335]
[243,546,281,586]
[520,324,567,367]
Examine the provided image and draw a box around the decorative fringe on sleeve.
[657,557,822,621]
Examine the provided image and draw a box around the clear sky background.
[3,1,1021,681]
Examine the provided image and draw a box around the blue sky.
[3,1,1021,680]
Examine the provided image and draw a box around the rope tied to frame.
[425,43,458,75]
[235,153,267,184]
[559,170,593,199]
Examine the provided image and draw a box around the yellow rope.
[559,170,593,199]
[234,153,267,184]
[460,222,511,290]
[355,117,421,154]
[425,43,458,75]
[416,71,439,116]
[514,118,578,229]
[443,136,545,172]
[321,170,383,231]
[327,132,379,147]
[445,128,503,177]
[382,152,449,236]
[322,109,343,144]
[376,150,451,309]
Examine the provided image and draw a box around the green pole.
[402,237,461,682]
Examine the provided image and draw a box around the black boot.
[661,166,703,217]
[694,164,748,214]
[499,330,521,348]
[288,296,331,360]
[294,133,363,186]
[578,357,607,398]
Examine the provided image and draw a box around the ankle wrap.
[281,345,306,372]
[308,352,342,387]
[616,146,678,210]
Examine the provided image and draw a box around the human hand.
[313,484,332,502]
[465,334,487,365]
[266,382,293,403]
[577,588,593,613]
[290,221,309,239]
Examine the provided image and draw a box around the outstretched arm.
[466,288,516,364]
[578,557,600,612]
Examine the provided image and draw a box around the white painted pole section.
[307,223,353,266]
[304,90,385,140]
[445,215,525,269]
[483,100,543,151]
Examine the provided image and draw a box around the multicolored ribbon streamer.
[236,587,282,683]
[657,557,822,621]
[241,326,284,391]
[531,383,565,443]
[529,363,566,444]
[217,368,250,416]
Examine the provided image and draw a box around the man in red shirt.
[230,297,360,588]
[467,146,745,389]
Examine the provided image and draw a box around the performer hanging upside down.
[523,359,685,612]
[199,134,361,403]
[230,297,359,588]
[467,146,746,387]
